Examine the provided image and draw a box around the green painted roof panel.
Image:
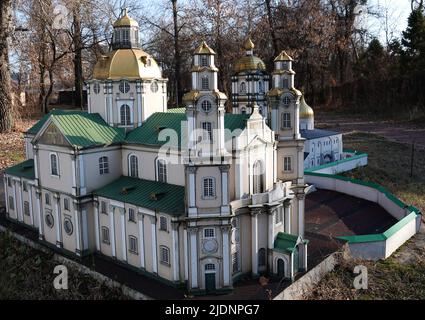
[94,176,185,216]
[274,232,299,253]
[4,159,35,180]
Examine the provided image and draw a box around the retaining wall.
[305,150,368,175]
[305,172,422,261]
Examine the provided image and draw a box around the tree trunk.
[73,7,84,109]
[172,0,181,107]
[265,0,279,57]
[0,0,13,132]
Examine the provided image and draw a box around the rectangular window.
[201,77,209,90]
[160,246,170,264]
[24,201,30,216]
[64,198,70,211]
[22,182,28,192]
[101,201,107,214]
[159,216,167,231]
[284,157,292,172]
[7,177,11,187]
[45,193,50,205]
[129,236,138,254]
[9,196,14,210]
[128,208,136,222]
[201,122,212,141]
[200,55,208,67]
[203,178,215,198]
[204,228,215,238]
[282,113,291,129]
[99,157,109,175]
[282,78,289,88]
[102,227,110,244]
[50,154,58,176]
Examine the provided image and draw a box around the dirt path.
[315,113,425,149]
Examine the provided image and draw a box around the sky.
[368,0,411,44]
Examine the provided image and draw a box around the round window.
[93,82,100,94]
[45,213,54,228]
[64,218,73,235]
[119,81,130,93]
[201,100,212,112]
[151,81,159,93]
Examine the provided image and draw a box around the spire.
[244,38,255,51]
[194,41,216,55]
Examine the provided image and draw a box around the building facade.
[3,11,309,295]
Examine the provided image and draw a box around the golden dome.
[244,38,255,50]
[113,9,139,27]
[92,48,161,80]
[299,95,314,118]
[234,55,266,73]
[194,41,216,55]
[274,50,293,62]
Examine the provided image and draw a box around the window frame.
[160,246,170,265]
[203,228,215,238]
[128,208,136,223]
[202,177,216,199]
[159,216,168,231]
[50,152,59,177]
[45,193,51,206]
[129,235,138,254]
[24,201,30,216]
[201,121,212,141]
[101,201,107,214]
[201,100,212,112]
[64,198,70,211]
[102,227,110,244]
[8,196,14,210]
[281,112,291,129]
[156,159,167,183]
[128,154,139,178]
[119,80,130,94]
[99,156,109,175]
[283,156,293,172]
[120,104,132,126]
[201,76,209,90]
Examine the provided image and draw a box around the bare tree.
[0,0,13,132]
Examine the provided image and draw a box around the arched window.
[201,100,212,112]
[202,177,215,198]
[150,81,158,92]
[120,104,131,125]
[259,80,264,93]
[128,154,138,178]
[253,161,264,194]
[50,153,58,176]
[200,55,208,67]
[241,107,247,115]
[99,156,109,175]
[259,248,266,267]
[157,159,167,183]
[201,76,209,90]
[240,82,246,94]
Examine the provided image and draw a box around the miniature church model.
[4,10,310,295]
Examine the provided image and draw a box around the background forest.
[1,0,425,132]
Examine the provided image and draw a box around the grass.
[305,132,425,300]
[0,232,129,300]
[341,132,425,214]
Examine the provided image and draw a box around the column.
[251,211,258,276]
[284,203,291,234]
[222,226,231,287]
[18,181,24,222]
[109,205,116,258]
[150,215,158,274]
[138,212,145,269]
[120,208,127,262]
[74,204,81,256]
[268,209,275,249]
[36,190,44,240]
[188,227,198,288]
[94,202,100,251]
[171,222,179,282]
[71,155,77,196]
[28,185,34,226]
[187,166,197,216]
[136,81,142,125]
[183,228,188,281]
[34,149,39,180]
[78,155,86,196]
[297,194,305,237]
[220,165,229,214]
[54,193,62,248]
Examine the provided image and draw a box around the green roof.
[27,109,85,135]
[50,112,125,149]
[4,159,35,180]
[126,112,249,148]
[94,176,185,216]
[274,232,299,253]
[167,107,186,113]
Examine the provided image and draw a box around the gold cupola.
[299,95,314,119]
[234,38,266,73]
[111,8,140,50]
